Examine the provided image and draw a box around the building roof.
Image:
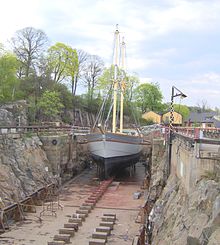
[185,112,218,123]
[213,116,220,128]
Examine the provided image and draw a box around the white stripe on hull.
[88,140,142,158]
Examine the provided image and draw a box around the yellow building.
[162,111,182,125]
[142,111,161,124]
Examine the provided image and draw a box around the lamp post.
[168,86,187,176]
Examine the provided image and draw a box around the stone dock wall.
[146,137,220,245]
[0,133,89,207]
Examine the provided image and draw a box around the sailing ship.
[87,25,143,179]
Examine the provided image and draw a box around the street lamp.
[168,86,187,176]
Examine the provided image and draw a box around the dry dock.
[0,162,146,245]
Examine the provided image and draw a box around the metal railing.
[0,125,91,136]
[174,127,220,140]
[0,183,59,232]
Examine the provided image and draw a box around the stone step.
[89,238,106,245]
[48,242,65,245]
[59,228,75,236]
[53,234,71,243]
[99,221,114,229]
[68,218,82,226]
[96,226,111,235]
[72,213,86,221]
[92,231,108,240]
[64,223,79,231]
[101,216,115,223]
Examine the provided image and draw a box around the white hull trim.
[88,140,142,158]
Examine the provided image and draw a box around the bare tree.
[83,55,104,101]
[196,99,211,112]
[11,27,48,78]
[74,49,89,92]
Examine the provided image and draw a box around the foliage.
[126,74,140,101]
[47,42,79,95]
[0,51,20,102]
[173,104,190,119]
[37,91,64,120]
[139,117,155,126]
[97,65,115,94]
[52,83,73,110]
[134,82,163,113]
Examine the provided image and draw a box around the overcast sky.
[0,0,220,108]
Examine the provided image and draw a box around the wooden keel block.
[103,213,116,218]
[79,205,92,212]
[53,234,71,243]
[90,194,101,198]
[96,226,111,235]
[68,218,82,225]
[88,197,98,201]
[89,238,106,245]
[48,242,65,245]
[64,223,79,231]
[85,199,96,205]
[76,209,89,216]
[72,213,86,221]
[99,221,114,230]
[101,216,115,223]
[92,231,108,240]
[59,228,75,236]
[82,203,94,208]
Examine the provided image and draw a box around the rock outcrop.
[147,139,220,245]
[0,134,54,207]
[0,100,28,126]
[0,109,15,126]
[151,176,220,244]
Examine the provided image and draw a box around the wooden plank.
[59,228,75,236]
[89,238,106,245]
[92,231,108,240]
[53,234,70,243]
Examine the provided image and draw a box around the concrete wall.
[171,136,220,194]
[39,134,89,180]
[39,134,70,175]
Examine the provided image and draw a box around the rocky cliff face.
[0,100,28,126]
[0,134,54,207]
[148,140,220,245]
[151,176,220,245]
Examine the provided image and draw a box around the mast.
[120,37,126,133]
[112,25,120,133]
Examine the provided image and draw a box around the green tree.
[47,42,70,83]
[126,74,140,101]
[0,52,20,102]
[38,91,64,120]
[97,65,115,93]
[173,104,190,119]
[47,42,79,95]
[134,82,163,113]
